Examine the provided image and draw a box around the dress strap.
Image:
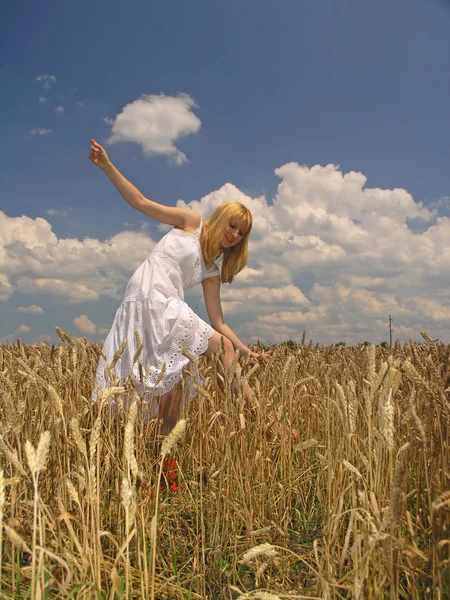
[193,218,203,238]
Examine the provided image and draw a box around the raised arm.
[88,139,199,229]
[202,276,256,358]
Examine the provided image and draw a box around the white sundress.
[92,220,220,413]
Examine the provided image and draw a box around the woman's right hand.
[249,351,272,361]
[88,139,111,170]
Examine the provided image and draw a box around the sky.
[1,0,450,346]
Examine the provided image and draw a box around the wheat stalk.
[132,330,144,365]
[25,430,51,600]
[124,400,140,478]
[160,418,187,458]
[0,336,448,597]
[4,524,31,553]
[390,453,408,523]
[70,417,87,458]
[0,469,4,590]
[342,459,363,480]
[25,430,51,476]
[241,543,278,564]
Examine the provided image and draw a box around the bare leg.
[157,384,183,435]
[158,330,258,434]
[155,385,183,493]
[155,332,254,434]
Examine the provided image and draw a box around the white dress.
[93,220,220,411]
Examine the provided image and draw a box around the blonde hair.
[201,202,252,284]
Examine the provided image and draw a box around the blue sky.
[1,0,450,345]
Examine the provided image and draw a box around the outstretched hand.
[249,351,272,361]
[88,139,111,170]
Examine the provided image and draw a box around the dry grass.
[0,331,449,599]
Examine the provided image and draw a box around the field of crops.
[0,331,449,599]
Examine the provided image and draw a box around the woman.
[89,139,267,435]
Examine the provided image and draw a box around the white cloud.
[431,196,450,213]
[0,273,13,301]
[0,323,32,343]
[39,334,54,344]
[45,207,72,217]
[76,101,85,107]
[38,96,47,103]
[28,127,51,136]
[181,163,450,344]
[221,284,310,314]
[16,304,44,314]
[0,333,16,343]
[0,211,156,303]
[54,105,64,114]
[35,74,56,89]
[122,220,150,231]
[105,93,201,164]
[17,278,100,302]
[73,314,96,335]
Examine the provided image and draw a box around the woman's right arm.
[89,139,199,229]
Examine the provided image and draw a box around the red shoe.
[164,458,177,481]
[160,458,178,493]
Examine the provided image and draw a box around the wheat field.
[0,330,449,599]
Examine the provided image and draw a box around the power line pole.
[388,314,393,348]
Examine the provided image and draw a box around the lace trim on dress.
[92,301,214,405]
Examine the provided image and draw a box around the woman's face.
[222,216,248,249]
